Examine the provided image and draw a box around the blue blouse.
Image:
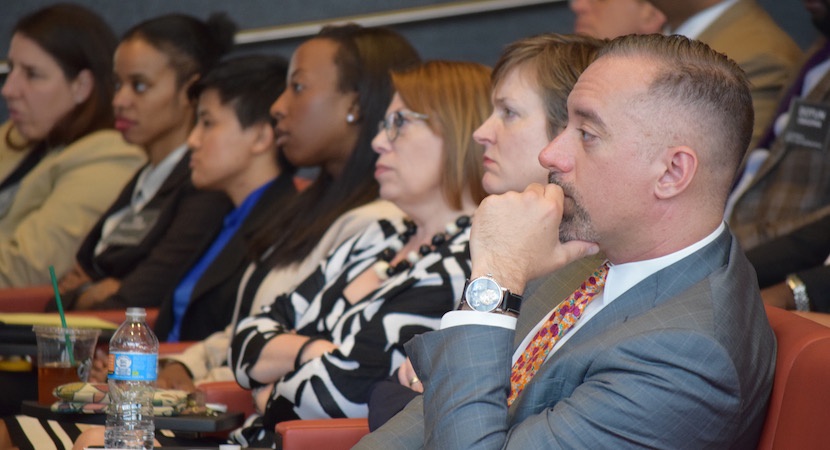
[166,180,273,342]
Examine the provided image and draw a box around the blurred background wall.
[0,0,815,120]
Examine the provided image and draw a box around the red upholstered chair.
[158,340,194,355]
[274,305,830,450]
[276,418,370,450]
[200,381,255,417]
[0,284,159,330]
[0,285,53,311]
[757,305,830,450]
[157,341,256,417]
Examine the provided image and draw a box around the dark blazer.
[154,174,296,342]
[357,229,776,449]
[747,213,830,312]
[65,152,232,311]
[728,40,830,249]
[695,0,802,150]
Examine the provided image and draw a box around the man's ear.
[70,69,94,104]
[249,121,276,155]
[655,145,697,199]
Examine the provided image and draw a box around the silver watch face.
[466,277,503,312]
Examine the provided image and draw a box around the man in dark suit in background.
[726,0,830,252]
[723,0,830,325]
[648,0,802,152]
[357,33,775,449]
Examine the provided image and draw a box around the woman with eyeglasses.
[226,60,490,447]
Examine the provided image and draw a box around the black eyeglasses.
[378,110,429,142]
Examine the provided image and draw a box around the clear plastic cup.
[32,325,100,405]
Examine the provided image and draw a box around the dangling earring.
[346,113,356,124]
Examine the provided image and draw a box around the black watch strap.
[502,292,522,315]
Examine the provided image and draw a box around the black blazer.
[746,213,830,312]
[66,152,233,311]
[153,174,296,341]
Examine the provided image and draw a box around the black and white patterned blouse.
[230,217,471,428]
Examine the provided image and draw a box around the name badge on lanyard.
[781,99,830,150]
[100,208,161,247]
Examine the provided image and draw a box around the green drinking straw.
[49,265,75,366]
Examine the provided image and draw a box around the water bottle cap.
[125,307,146,320]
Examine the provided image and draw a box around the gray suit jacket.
[356,229,775,449]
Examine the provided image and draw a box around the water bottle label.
[108,352,157,381]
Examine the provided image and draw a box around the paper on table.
[0,313,118,329]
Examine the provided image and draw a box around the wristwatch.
[786,273,810,312]
[462,274,522,315]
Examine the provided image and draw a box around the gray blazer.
[356,229,775,449]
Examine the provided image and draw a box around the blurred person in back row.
[570,0,665,39]
[0,3,144,287]
[737,0,830,319]
[726,0,830,250]
[648,0,802,150]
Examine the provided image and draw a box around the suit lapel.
[508,230,732,423]
[745,43,830,186]
[513,254,606,349]
[82,168,143,277]
[757,74,830,177]
[91,156,192,274]
[152,152,191,199]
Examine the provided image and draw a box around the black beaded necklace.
[373,215,472,280]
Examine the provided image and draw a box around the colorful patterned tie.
[508,261,610,405]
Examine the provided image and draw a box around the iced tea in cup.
[32,326,100,405]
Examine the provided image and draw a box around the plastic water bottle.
[105,307,158,449]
